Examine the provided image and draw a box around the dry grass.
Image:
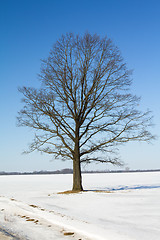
[58,190,112,194]
[58,190,82,194]
[91,190,112,193]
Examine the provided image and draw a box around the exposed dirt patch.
[29,204,38,208]
[63,232,74,236]
[29,204,45,211]
[18,215,39,224]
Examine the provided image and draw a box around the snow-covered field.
[0,172,160,240]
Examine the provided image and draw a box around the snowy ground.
[0,172,160,240]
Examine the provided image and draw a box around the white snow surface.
[0,172,160,240]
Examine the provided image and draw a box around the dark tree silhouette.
[18,33,154,191]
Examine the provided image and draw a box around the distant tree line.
[0,168,160,176]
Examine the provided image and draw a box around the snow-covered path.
[0,172,160,239]
[0,227,21,240]
[0,195,85,240]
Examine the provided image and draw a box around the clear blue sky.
[0,0,160,172]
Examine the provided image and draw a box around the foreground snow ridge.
[0,172,160,240]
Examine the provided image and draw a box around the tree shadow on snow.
[58,185,160,194]
[86,185,160,192]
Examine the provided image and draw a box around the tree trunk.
[72,123,83,191]
[72,158,83,191]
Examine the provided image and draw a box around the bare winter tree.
[17,33,154,191]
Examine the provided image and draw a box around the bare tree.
[17,33,154,191]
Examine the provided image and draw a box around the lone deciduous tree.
[17,33,154,191]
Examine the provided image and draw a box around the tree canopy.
[18,33,154,190]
